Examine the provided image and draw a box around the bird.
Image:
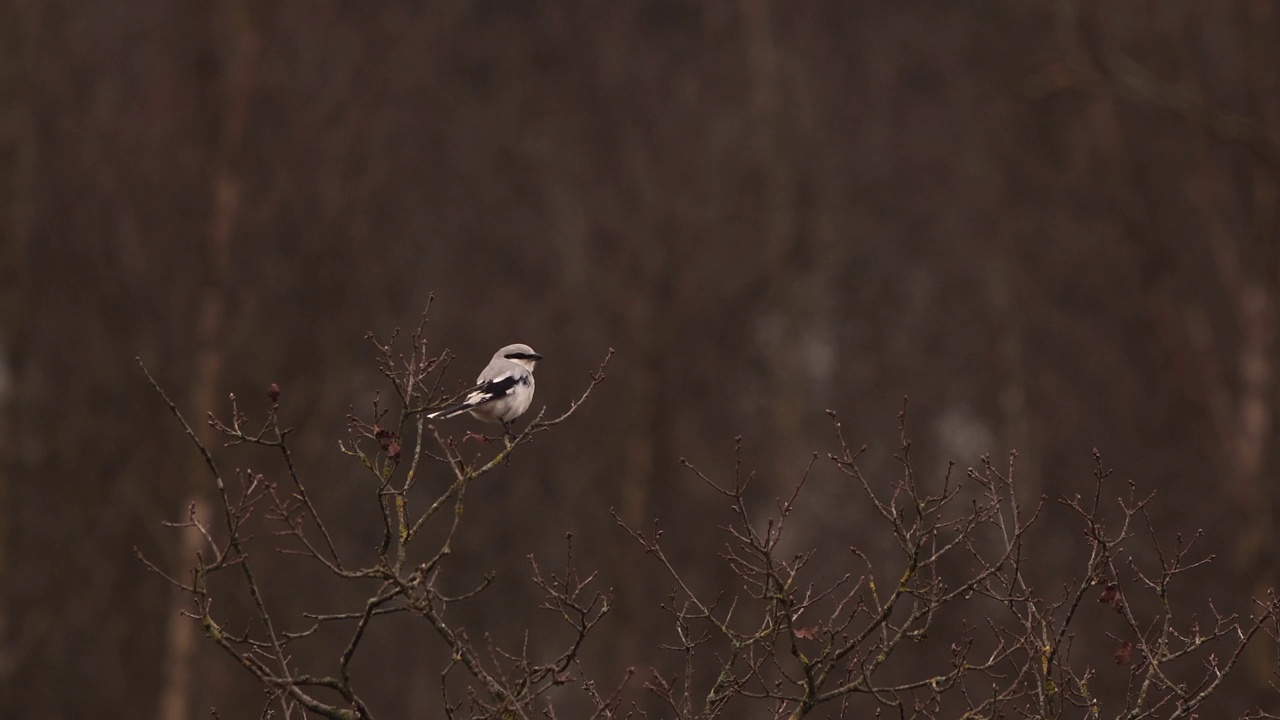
[426,343,543,437]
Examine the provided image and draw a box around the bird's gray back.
[477,357,529,384]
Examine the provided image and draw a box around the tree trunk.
[156,3,256,718]
[0,0,36,688]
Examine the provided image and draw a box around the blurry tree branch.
[1093,49,1280,172]
[1027,8,1280,171]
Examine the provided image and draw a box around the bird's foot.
[500,423,517,458]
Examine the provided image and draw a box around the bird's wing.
[460,371,522,406]
[426,369,526,419]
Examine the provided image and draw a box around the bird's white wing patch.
[464,372,520,405]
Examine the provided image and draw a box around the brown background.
[1,1,1277,717]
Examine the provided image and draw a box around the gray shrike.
[426,343,542,437]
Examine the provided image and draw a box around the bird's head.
[496,343,543,372]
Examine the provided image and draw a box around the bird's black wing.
[462,374,520,405]
[427,373,522,418]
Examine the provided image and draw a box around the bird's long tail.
[425,401,480,419]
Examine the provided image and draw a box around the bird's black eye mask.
[505,352,543,361]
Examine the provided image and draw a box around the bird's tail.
[425,402,475,420]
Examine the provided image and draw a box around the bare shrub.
[140,319,1278,719]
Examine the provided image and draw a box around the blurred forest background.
[1,0,1279,717]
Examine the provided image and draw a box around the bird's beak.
[530,353,544,361]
